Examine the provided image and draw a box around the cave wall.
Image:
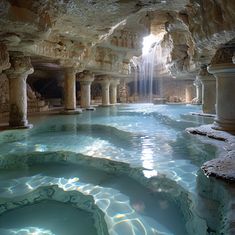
[162,79,195,103]
[0,73,9,112]
[0,0,234,110]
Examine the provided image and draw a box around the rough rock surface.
[0,0,234,76]
[202,155,235,183]
[186,124,235,183]
[0,1,234,109]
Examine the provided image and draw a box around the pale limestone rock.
[184,0,235,64]
[187,124,235,183]
[202,155,235,183]
[0,0,235,122]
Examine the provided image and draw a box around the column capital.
[197,66,214,82]
[5,54,34,78]
[64,67,81,77]
[0,43,10,73]
[208,45,235,74]
[193,77,201,87]
[211,46,234,65]
[95,75,111,84]
[77,70,94,84]
[110,78,120,86]
[60,58,85,73]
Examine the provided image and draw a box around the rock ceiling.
[0,0,235,78]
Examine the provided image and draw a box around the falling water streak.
[130,34,167,103]
[134,66,138,102]
[139,42,159,103]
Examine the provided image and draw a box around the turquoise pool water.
[0,104,222,235]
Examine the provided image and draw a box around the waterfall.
[131,33,166,103]
[139,41,158,102]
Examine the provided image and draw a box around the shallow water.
[0,200,97,235]
[0,104,222,235]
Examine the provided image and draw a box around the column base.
[61,109,83,115]
[212,118,235,133]
[9,119,33,129]
[8,123,33,130]
[191,98,202,105]
[99,104,111,107]
[190,112,216,118]
[203,110,216,115]
[109,103,121,106]
[84,106,96,111]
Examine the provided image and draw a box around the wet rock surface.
[202,155,235,183]
[186,124,235,183]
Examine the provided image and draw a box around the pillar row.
[78,70,94,109]
[208,45,235,132]
[198,66,216,114]
[5,55,34,128]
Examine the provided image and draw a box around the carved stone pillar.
[198,66,216,114]
[110,79,120,104]
[96,75,111,106]
[192,78,202,104]
[5,54,34,128]
[64,67,77,111]
[0,43,10,73]
[185,83,194,103]
[119,79,128,103]
[208,45,235,132]
[78,70,94,109]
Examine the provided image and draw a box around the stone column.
[208,45,235,132]
[64,68,76,110]
[185,83,194,103]
[192,78,202,104]
[5,54,34,128]
[110,79,120,104]
[97,75,111,106]
[119,79,128,103]
[198,66,216,114]
[63,67,82,114]
[78,70,94,109]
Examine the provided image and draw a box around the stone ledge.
[186,124,235,183]
[202,155,235,183]
[190,112,216,118]
[0,185,109,235]
[61,108,83,115]
[186,124,233,141]
[0,123,33,131]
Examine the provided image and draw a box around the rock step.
[0,175,174,235]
